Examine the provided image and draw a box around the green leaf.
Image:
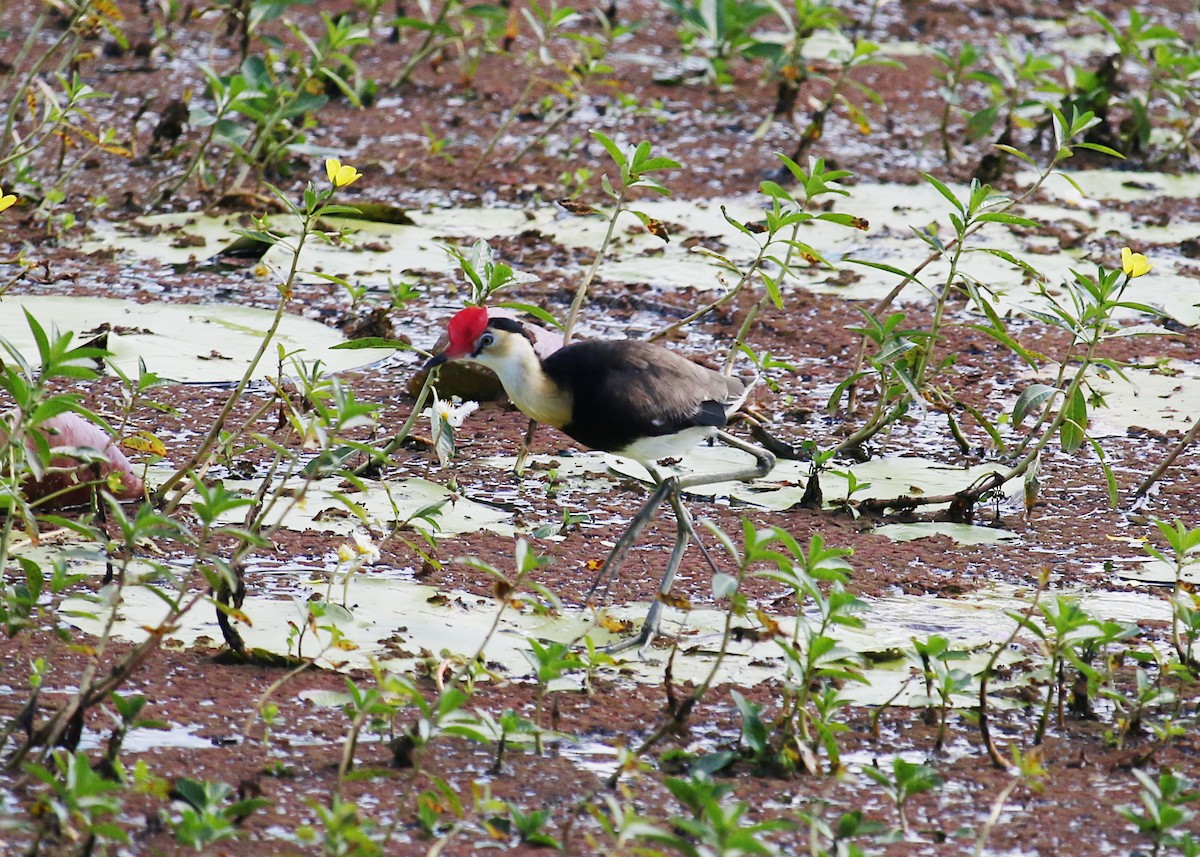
[230,228,279,245]
[874,337,917,365]
[627,176,671,195]
[911,225,946,254]
[330,338,415,351]
[1073,141,1125,159]
[1085,436,1119,508]
[590,129,626,170]
[1113,300,1162,318]
[760,270,783,309]
[1059,386,1087,454]
[977,247,1045,283]
[975,212,1040,228]
[992,143,1037,165]
[632,156,682,174]
[315,203,366,218]
[719,204,757,237]
[922,172,965,215]
[1053,171,1087,197]
[848,258,923,284]
[814,212,865,228]
[711,573,738,599]
[1013,383,1058,426]
[966,104,1000,141]
[494,302,563,330]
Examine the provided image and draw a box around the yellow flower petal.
[0,192,16,213]
[333,163,362,188]
[1121,246,1152,278]
[325,158,341,185]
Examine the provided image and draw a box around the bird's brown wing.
[543,340,743,453]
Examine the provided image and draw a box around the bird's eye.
[479,332,496,348]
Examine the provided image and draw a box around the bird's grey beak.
[423,352,449,370]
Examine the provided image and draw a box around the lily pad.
[81,212,254,266]
[1017,361,1200,438]
[874,522,1021,545]
[212,476,516,537]
[0,295,369,383]
[1112,558,1200,586]
[297,689,356,708]
[73,174,1200,330]
[57,571,1172,707]
[604,447,1021,512]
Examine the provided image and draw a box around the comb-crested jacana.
[424,306,775,650]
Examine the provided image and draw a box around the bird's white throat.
[471,342,573,429]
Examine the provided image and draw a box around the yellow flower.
[0,187,17,214]
[337,544,356,563]
[324,158,362,188]
[1121,247,1152,278]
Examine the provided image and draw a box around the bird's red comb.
[445,306,489,357]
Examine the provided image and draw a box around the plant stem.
[914,237,967,387]
[0,4,89,172]
[391,1,457,87]
[647,269,753,344]
[356,370,436,473]
[470,73,540,179]
[155,220,313,510]
[972,776,1021,857]
[562,186,626,345]
[1134,414,1200,498]
[844,156,1064,412]
[978,570,1046,768]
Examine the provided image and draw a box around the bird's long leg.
[617,437,774,650]
[585,470,674,603]
[603,489,690,654]
[675,430,776,491]
[591,434,776,651]
[670,492,722,578]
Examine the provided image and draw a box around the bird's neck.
[482,345,573,429]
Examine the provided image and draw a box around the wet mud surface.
[2,0,1200,853]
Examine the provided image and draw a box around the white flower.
[351,531,380,564]
[424,394,479,428]
[336,532,379,565]
[424,390,479,466]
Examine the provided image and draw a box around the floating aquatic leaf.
[873,523,1020,546]
[0,296,370,383]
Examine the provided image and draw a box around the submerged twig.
[1133,415,1200,499]
[979,568,1047,769]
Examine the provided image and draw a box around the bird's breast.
[502,373,573,429]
